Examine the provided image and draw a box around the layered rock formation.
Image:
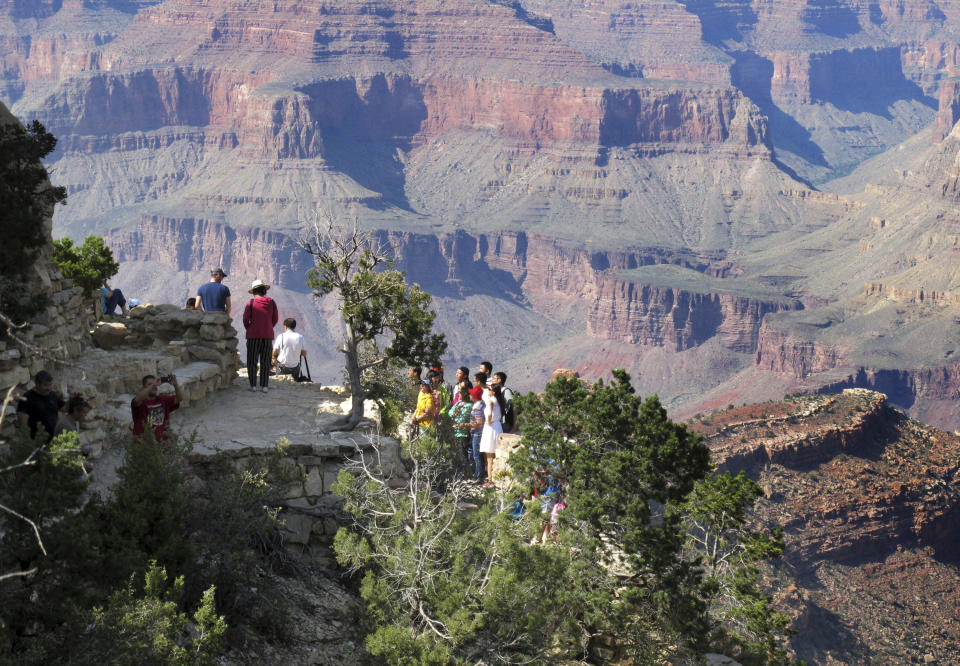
[588,279,799,352]
[4,1,960,427]
[691,390,960,663]
[104,216,804,369]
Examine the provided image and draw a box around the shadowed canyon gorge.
[4,0,960,430]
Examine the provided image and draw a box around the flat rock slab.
[176,377,362,455]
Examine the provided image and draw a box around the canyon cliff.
[3,1,960,427]
[691,390,960,664]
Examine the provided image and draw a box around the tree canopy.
[51,235,120,297]
[334,370,797,664]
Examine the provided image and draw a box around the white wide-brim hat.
[248,279,271,293]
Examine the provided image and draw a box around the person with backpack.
[491,371,515,433]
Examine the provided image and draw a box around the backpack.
[501,387,516,433]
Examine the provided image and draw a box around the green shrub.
[1,426,290,663]
[52,235,120,298]
[84,562,226,666]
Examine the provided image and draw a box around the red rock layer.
[754,319,850,376]
[695,390,960,567]
[588,279,798,352]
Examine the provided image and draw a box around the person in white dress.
[479,383,504,487]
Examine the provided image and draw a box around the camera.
[159,375,173,384]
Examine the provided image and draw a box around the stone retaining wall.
[73,305,242,452]
[3,298,243,462]
[0,273,92,421]
[189,431,404,565]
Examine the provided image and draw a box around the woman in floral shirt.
[448,386,474,472]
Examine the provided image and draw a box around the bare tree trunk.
[343,322,365,430]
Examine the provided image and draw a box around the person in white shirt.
[271,318,307,380]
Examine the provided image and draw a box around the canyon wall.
[588,279,798,352]
[754,320,850,377]
[104,217,787,357]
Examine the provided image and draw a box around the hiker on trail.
[448,386,474,471]
[243,279,278,393]
[17,370,68,442]
[196,267,231,314]
[468,386,485,481]
[479,381,504,487]
[272,317,307,380]
[100,281,128,317]
[132,374,182,442]
[491,371,516,433]
[411,380,436,429]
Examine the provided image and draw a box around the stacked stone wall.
[0,268,93,432]
[190,431,404,565]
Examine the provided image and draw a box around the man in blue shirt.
[196,267,231,314]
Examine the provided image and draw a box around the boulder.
[199,324,224,340]
[91,322,129,350]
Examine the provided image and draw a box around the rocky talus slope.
[691,389,960,664]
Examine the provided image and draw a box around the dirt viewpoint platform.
[176,372,379,455]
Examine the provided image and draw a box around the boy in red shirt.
[132,374,183,442]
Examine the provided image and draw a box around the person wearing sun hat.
[242,279,278,393]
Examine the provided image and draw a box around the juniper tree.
[0,119,67,331]
[333,433,588,664]
[333,370,797,663]
[679,471,795,665]
[299,215,446,429]
[510,369,714,659]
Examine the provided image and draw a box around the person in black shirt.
[16,370,66,442]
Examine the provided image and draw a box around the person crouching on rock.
[243,279,278,393]
[272,317,306,380]
[132,374,182,443]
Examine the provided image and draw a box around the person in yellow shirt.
[411,381,436,429]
